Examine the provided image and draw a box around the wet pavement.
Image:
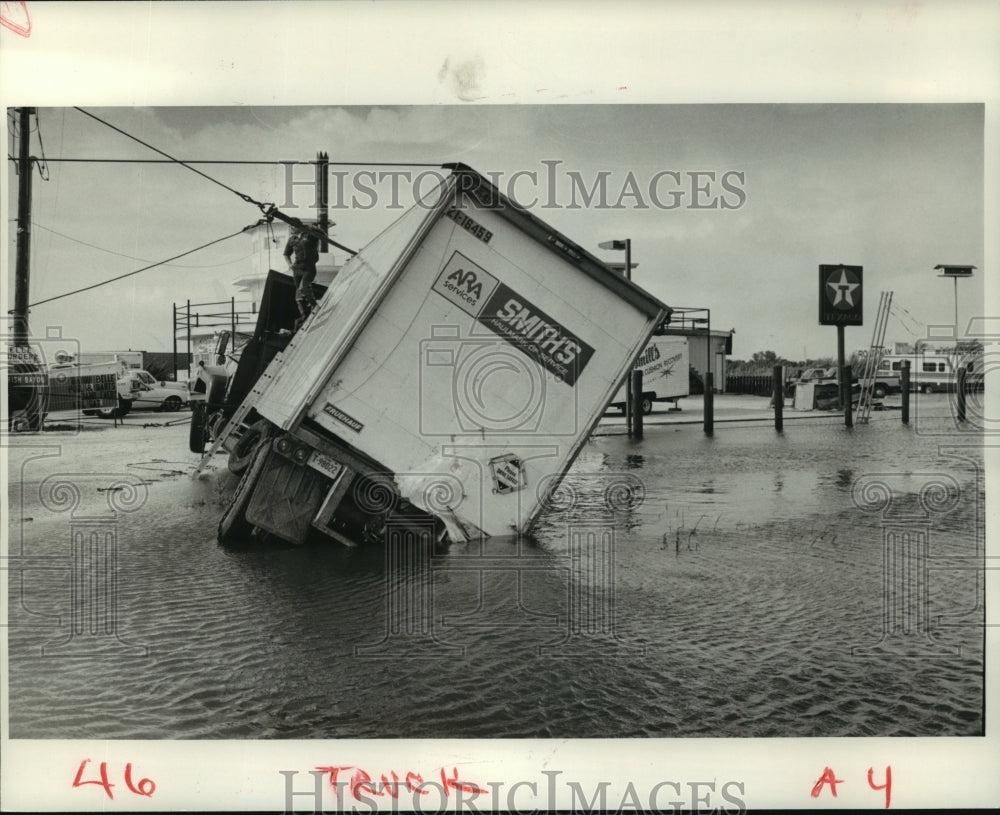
[4,394,987,738]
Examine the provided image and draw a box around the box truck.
[609,336,689,414]
[196,165,669,547]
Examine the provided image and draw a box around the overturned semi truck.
[194,164,670,546]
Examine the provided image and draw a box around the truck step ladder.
[192,352,283,475]
[856,290,893,424]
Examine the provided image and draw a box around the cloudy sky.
[8,102,984,360]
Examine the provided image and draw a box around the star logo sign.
[826,268,860,309]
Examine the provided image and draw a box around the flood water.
[5,401,986,738]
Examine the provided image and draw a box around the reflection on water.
[7,413,985,739]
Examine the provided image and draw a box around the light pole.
[599,238,635,434]
[599,238,633,281]
[934,264,976,331]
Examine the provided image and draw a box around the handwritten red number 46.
[73,759,156,799]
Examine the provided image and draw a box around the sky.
[7,102,985,361]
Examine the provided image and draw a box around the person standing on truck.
[284,224,320,330]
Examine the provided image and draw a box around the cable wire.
[73,107,266,207]
[34,109,50,180]
[69,108,360,255]
[23,228,249,309]
[7,157,444,166]
[31,221,252,268]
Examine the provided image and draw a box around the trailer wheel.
[641,396,654,415]
[189,402,208,453]
[228,419,272,475]
[218,440,270,545]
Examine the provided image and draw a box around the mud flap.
[245,447,330,545]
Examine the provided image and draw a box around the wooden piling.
[631,369,644,439]
[901,361,910,424]
[773,364,784,432]
[842,363,854,428]
[957,366,967,422]
[704,372,714,435]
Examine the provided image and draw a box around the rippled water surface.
[6,404,986,738]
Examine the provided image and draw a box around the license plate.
[307,450,345,480]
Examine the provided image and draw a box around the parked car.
[84,369,187,417]
[793,365,897,399]
[128,370,188,411]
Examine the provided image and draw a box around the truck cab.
[188,270,327,456]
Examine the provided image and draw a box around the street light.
[934,264,976,330]
[598,239,632,280]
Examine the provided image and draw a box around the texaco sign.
[818,264,863,326]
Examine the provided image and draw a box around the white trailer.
[201,164,670,546]
[879,350,978,394]
[44,361,120,420]
[609,336,689,414]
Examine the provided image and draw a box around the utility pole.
[13,106,35,346]
[316,151,330,254]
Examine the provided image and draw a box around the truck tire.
[873,383,888,399]
[641,396,654,415]
[228,419,272,476]
[218,440,270,545]
[189,402,208,454]
[922,383,935,394]
[97,397,131,419]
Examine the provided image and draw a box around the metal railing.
[172,297,259,379]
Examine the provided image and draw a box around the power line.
[73,106,267,208]
[23,228,249,309]
[34,109,50,180]
[7,157,443,166]
[68,108,361,255]
[31,221,252,268]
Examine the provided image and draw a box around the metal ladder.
[192,353,282,475]
[856,290,893,424]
